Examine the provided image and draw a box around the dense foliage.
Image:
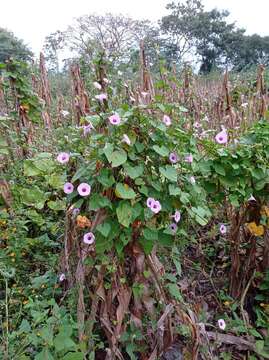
[0,28,32,63]
[0,56,269,359]
[41,1,269,74]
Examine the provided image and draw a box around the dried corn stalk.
[139,40,155,103]
[70,63,90,124]
[39,53,52,129]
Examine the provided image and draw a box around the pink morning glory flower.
[193,122,200,129]
[83,124,92,136]
[83,232,95,245]
[77,183,91,197]
[109,114,121,125]
[63,182,74,194]
[169,223,178,234]
[146,198,162,214]
[93,81,102,90]
[185,154,193,163]
[57,152,70,164]
[141,91,148,98]
[151,200,162,214]
[103,78,109,84]
[59,273,66,282]
[215,129,228,144]
[95,93,107,102]
[163,115,171,126]
[72,208,80,217]
[146,197,155,208]
[122,134,131,145]
[218,319,226,330]
[219,224,227,234]
[169,152,178,164]
[173,210,181,223]
[190,176,196,184]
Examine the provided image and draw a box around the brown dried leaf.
[115,285,131,337]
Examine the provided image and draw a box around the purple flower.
[72,208,80,217]
[215,130,228,144]
[185,154,193,163]
[218,319,226,330]
[146,197,162,214]
[122,134,131,145]
[169,152,178,164]
[59,273,66,282]
[141,91,148,98]
[83,232,95,245]
[57,152,70,164]
[63,182,74,194]
[109,114,121,126]
[77,183,91,197]
[189,176,196,185]
[169,223,178,234]
[173,210,181,223]
[95,93,107,102]
[163,115,171,126]
[146,197,155,208]
[193,122,200,129]
[93,81,102,90]
[219,224,227,235]
[151,200,162,214]
[83,123,94,136]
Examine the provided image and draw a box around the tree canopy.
[0,28,33,63]
[42,1,269,74]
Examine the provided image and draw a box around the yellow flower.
[76,215,91,229]
[247,222,264,236]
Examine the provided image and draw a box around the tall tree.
[44,13,159,68]
[0,28,33,63]
[161,1,269,73]
[192,9,245,72]
[230,34,269,71]
[160,0,204,62]
[43,30,65,72]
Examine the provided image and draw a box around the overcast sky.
[1,0,268,54]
